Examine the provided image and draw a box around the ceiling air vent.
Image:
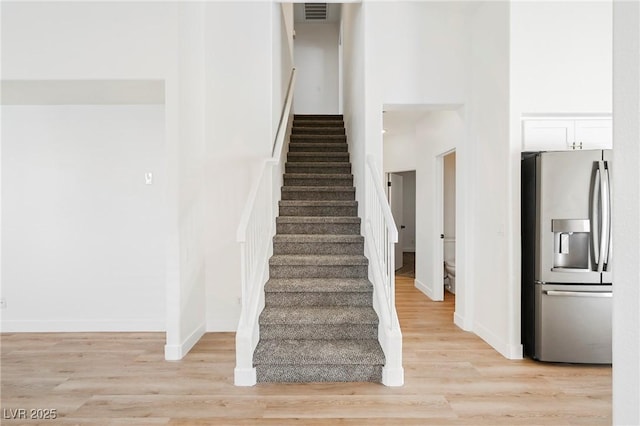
[304,3,328,21]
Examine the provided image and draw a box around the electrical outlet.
[0,298,6,309]
[237,297,242,306]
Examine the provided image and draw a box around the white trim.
[234,367,257,386]
[164,322,205,361]
[382,365,404,387]
[453,312,470,331]
[0,319,165,333]
[414,278,433,300]
[474,320,523,360]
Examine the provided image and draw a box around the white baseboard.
[454,312,471,331]
[0,319,165,333]
[164,322,205,361]
[414,278,433,299]
[234,367,257,386]
[474,320,523,360]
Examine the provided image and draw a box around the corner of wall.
[164,321,206,361]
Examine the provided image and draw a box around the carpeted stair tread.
[276,216,361,235]
[288,152,349,161]
[255,113,383,384]
[276,216,360,224]
[292,120,344,127]
[294,114,343,120]
[279,200,357,206]
[289,143,348,152]
[259,306,378,326]
[290,136,347,144]
[281,186,355,201]
[292,127,345,135]
[269,254,368,266]
[265,278,372,293]
[253,339,384,366]
[284,176,353,188]
[285,162,351,174]
[278,200,358,218]
[281,186,355,192]
[274,234,363,243]
[284,173,353,179]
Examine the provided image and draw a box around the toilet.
[443,238,456,294]
[444,259,456,294]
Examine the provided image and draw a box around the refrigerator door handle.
[596,161,608,273]
[543,290,612,298]
[602,162,611,269]
[591,165,601,269]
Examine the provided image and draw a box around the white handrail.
[364,155,403,386]
[234,68,296,386]
[365,155,399,325]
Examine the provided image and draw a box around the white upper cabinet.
[522,115,612,151]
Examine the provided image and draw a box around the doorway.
[387,170,417,276]
[442,151,456,295]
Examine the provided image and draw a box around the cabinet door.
[575,119,612,149]
[522,120,574,151]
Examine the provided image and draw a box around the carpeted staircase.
[253,114,385,383]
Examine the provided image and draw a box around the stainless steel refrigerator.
[521,150,612,364]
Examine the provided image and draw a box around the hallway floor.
[1,276,611,424]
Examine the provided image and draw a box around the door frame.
[434,148,456,302]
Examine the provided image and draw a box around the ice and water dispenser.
[551,219,591,271]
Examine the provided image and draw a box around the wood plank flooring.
[1,276,611,425]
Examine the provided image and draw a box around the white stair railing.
[234,68,296,386]
[364,155,404,386]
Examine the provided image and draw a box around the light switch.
[145,172,153,185]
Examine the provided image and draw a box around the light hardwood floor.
[1,276,611,425]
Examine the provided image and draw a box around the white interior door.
[388,173,404,270]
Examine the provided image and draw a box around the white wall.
[382,131,418,173]
[414,111,464,301]
[0,1,294,357]
[203,2,287,331]
[363,2,469,177]
[467,2,520,359]
[612,1,640,423]
[510,1,612,118]
[166,2,208,359]
[1,105,166,331]
[0,2,178,79]
[341,2,367,222]
[293,23,340,114]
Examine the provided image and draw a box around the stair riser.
[264,292,372,307]
[256,365,382,383]
[294,115,343,121]
[288,154,349,163]
[284,177,353,187]
[285,164,351,174]
[279,205,357,217]
[276,222,361,235]
[281,190,355,201]
[292,128,345,135]
[293,120,344,128]
[289,144,348,153]
[290,136,347,144]
[269,265,368,279]
[273,241,364,255]
[259,324,377,340]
